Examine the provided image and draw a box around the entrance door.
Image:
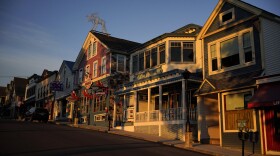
[265,108,280,152]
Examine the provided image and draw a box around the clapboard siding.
[262,18,280,75]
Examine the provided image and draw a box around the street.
[0,120,209,156]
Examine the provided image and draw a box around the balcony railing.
[135,107,197,123]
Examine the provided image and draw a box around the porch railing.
[135,107,197,123]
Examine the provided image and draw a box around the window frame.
[219,8,235,26]
[79,68,83,83]
[170,41,195,63]
[85,65,90,80]
[208,27,255,75]
[101,56,106,75]
[222,89,257,132]
[117,54,126,72]
[93,61,98,78]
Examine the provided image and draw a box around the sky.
[0,0,280,86]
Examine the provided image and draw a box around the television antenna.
[87,13,108,34]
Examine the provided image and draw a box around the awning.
[248,82,280,108]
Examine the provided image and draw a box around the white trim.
[208,27,256,75]
[221,89,257,133]
[93,60,98,78]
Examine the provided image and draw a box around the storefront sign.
[273,101,280,106]
[134,66,163,81]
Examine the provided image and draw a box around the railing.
[135,107,197,123]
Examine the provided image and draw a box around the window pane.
[92,42,97,56]
[221,37,239,68]
[220,37,239,58]
[101,58,106,74]
[139,52,144,71]
[225,91,251,111]
[145,50,150,69]
[159,44,165,64]
[210,44,218,71]
[243,32,252,63]
[183,42,194,62]
[222,12,232,23]
[151,48,157,67]
[171,42,181,62]
[132,55,138,73]
[117,55,125,72]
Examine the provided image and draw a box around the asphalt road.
[0,120,209,156]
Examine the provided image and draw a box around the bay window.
[171,41,194,63]
[208,28,255,74]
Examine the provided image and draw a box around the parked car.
[25,107,49,123]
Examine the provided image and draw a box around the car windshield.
[28,107,36,113]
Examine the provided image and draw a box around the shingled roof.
[91,31,141,53]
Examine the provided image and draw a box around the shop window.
[223,90,256,132]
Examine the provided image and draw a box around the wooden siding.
[206,2,254,35]
[262,18,280,76]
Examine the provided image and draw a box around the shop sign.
[134,66,163,81]
[273,101,280,106]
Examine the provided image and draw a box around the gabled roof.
[198,0,280,39]
[91,31,141,53]
[64,60,75,72]
[73,31,140,71]
[132,24,202,52]
[196,70,263,95]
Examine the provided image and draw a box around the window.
[93,61,98,78]
[208,28,255,74]
[85,65,90,79]
[171,41,194,63]
[87,43,92,60]
[101,57,106,74]
[145,50,150,69]
[132,55,138,73]
[79,68,83,83]
[92,42,97,56]
[139,52,144,71]
[171,42,181,62]
[151,47,157,67]
[220,37,239,68]
[159,44,165,64]
[117,55,126,72]
[222,89,256,132]
[183,42,194,62]
[243,32,252,63]
[219,8,235,25]
[210,44,218,71]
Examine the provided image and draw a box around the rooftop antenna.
[87,13,108,34]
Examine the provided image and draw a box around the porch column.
[133,91,137,123]
[59,101,63,118]
[182,79,186,120]
[113,100,116,128]
[197,96,208,142]
[159,85,162,136]
[123,94,126,122]
[148,88,151,122]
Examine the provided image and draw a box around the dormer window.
[219,8,235,26]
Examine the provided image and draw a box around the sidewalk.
[55,122,263,156]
